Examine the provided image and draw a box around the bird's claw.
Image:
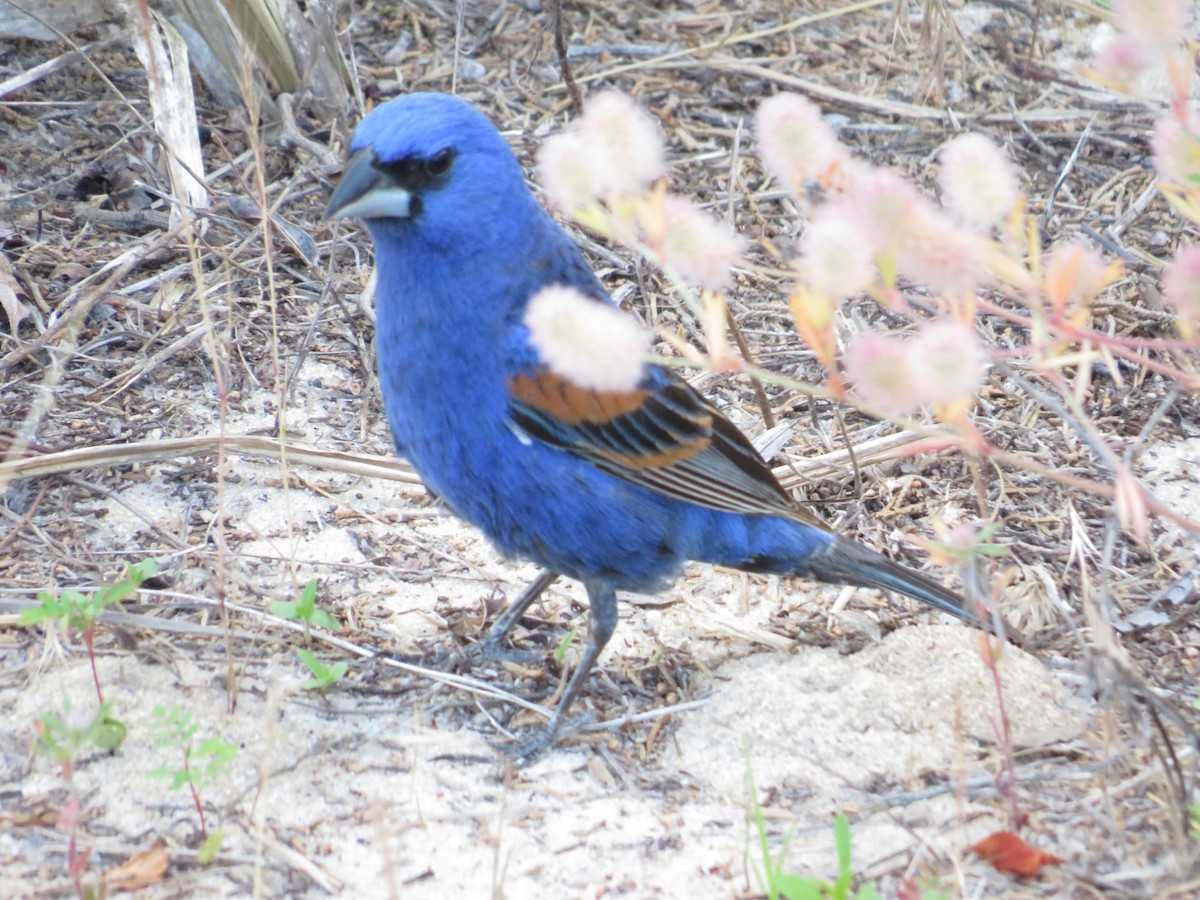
[505,729,554,766]
[498,712,594,766]
[463,638,545,667]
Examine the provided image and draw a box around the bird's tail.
[806,535,1002,632]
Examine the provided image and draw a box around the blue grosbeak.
[326,92,1003,758]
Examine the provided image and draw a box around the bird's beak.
[324,149,413,221]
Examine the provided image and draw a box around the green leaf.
[974,544,1011,557]
[296,646,345,690]
[128,558,159,581]
[199,830,225,864]
[772,872,824,900]
[310,609,341,631]
[20,604,62,625]
[94,580,133,607]
[150,704,198,746]
[197,736,239,777]
[93,558,159,607]
[91,713,127,751]
[553,627,577,664]
[297,578,318,617]
[269,601,300,620]
[34,714,70,763]
[295,647,323,676]
[833,813,852,876]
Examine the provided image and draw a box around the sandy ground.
[0,351,1158,898]
[0,621,1080,898]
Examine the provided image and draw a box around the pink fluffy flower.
[797,205,878,298]
[538,129,619,213]
[851,166,987,297]
[1093,36,1148,90]
[1043,240,1112,316]
[843,332,921,416]
[1151,112,1200,186]
[524,285,650,392]
[852,168,933,250]
[754,93,848,197]
[894,202,988,298]
[653,196,745,292]
[911,320,986,407]
[845,321,986,416]
[1162,244,1200,340]
[1114,0,1187,59]
[938,133,1020,230]
[578,91,666,192]
[538,91,665,211]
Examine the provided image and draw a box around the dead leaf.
[972,830,1064,877]
[0,802,60,828]
[1114,466,1150,549]
[0,250,32,334]
[104,843,169,892]
[50,262,90,282]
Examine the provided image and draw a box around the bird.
[325,92,1009,759]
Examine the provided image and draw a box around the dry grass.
[1,0,1198,896]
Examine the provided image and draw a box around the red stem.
[985,647,1021,829]
[62,787,89,900]
[84,628,103,705]
[974,296,1200,386]
[68,828,84,900]
[182,751,207,841]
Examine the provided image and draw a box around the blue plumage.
[326,92,1001,758]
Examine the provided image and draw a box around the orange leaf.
[972,830,1063,877]
[976,632,1003,667]
[104,843,169,892]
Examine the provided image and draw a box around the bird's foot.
[504,728,555,766]
[498,712,594,766]
[428,637,544,674]
[462,637,545,667]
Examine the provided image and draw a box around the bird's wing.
[507,366,828,529]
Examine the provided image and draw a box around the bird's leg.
[469,569,560,664]
[510,582,618,763]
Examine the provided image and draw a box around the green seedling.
[748,752,879,900]
[270,578,341,640]
[553,626,578,665]
[34,700,126,900]
[296,647,348,691]
[148,704,237,860]
[36,701,127,766]
[21,558,159,703]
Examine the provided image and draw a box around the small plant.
[148,704,237,862]
[553,626,578,665]
[21,558,159,703]
[36,701,128,764]
[295,647,347,691]
[33,700,127,899]
[269,577,341,641]
[748,753,879,900]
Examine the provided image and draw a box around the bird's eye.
[426,148,455,178]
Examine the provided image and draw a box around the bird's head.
[325,92,537,253]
